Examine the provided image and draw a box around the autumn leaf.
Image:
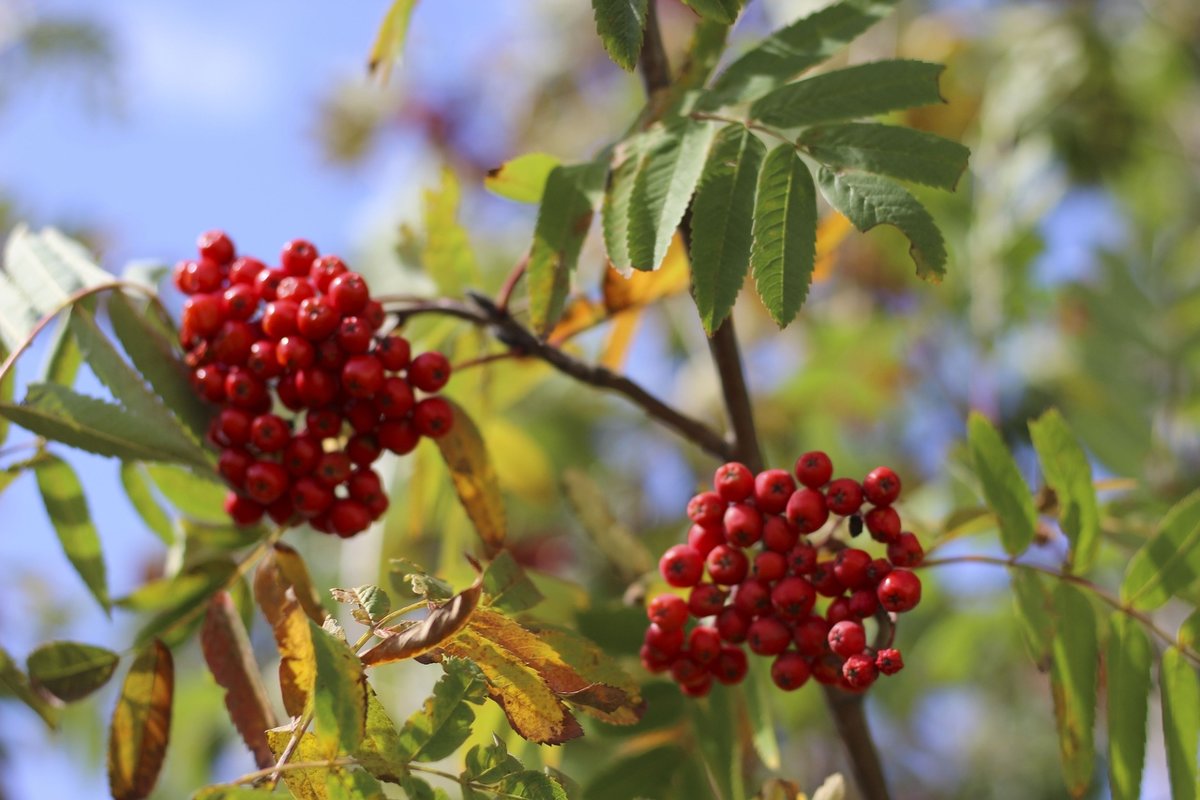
[360,578,483,667]
[272,542,329,624]
[254,551,316,717]
[433,400,506,556]
[108,640,173,800]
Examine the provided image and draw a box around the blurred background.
[0,0,1198,797]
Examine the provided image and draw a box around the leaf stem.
[266,708,316,789]
[228,753,354,786]
[494,254,529,314]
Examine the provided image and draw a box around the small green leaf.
[124,559,238,648]
[966,412,1036,555]
[330,585,392,626]
[1106,613,1152,800]
[750,144,817,328]
[482,550,543,614]
[1029,408,1100,573]
[34,454,109,612]
[309,620,367,755]
[499,771,569,800]
[463,737,522,783]
[590,0,647,72]
[368,0,419,84]
[628,118,717,272]
[706,0,901,105]
[39,313,84,386]
[750,60,945,129]
[527,159,608,335]
[396,658,487,762]
[603,133,655,273]
[681,0,742,24]
[26,641,119,703]
[326,767,387,800]
[690,124,766,334]
[143,464,228,524]
[1122,489,1200,610]
[422,167,480,296]
[120,462,174,545]
[1048,584,1098,798]
[817,167,948,281]
[1010,570,1054,668]
[485,153,562,204]
[798,122,969,190]
[0,645,59,728]
[1161,647,1199,800]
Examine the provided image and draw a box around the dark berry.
[848,588,880,619]
[376,334,411,371]
[379,419,420,454]
[746,617,791,656]
[786,542,818,575]
[244,461,290,505]
[250,414,290,453]
[282,436,322,477]
[770,577,816,620]
[732,579,772,618]
[644,624,684,661]
[711,645,748,684]
[224,492,264,525]
[412,397,454,438]
[342,355,385,398]
[865,506,902,543]
[346,433,383,466]
[377,377,416,419]
[314,452,353,488]
[793,616,831,657]
[887,532,924,568]
[408,351,452,393]
[716,607,751,643]
[292,477,334,517]
[330,499,371,537]
[688,626,722,665]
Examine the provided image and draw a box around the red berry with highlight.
[713,462,754,502]
[280,239,317,276]
[753,469,795,514]
[865,506,902,543]
[647,594,688,631]
[687,491,725,528]
[660,544,704,588]
[828,620,867,659]
[863,466,902,506]
[197,230,235,264]
[413,397,454,438]
[723,503,762,547]
[794,451,833,488]
[825,478,864,516]
[786,488,829,533]
[408,351,452,392]
[842,654,878,689]
[705,544,749,586]
[328,272,369,314]
[877,569,922,613]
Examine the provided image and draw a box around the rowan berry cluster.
[643,452,922,697]
[177,230,454,537]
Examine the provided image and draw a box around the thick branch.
[639,0,672,97]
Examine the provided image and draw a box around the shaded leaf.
[1048,584,1098,798]
[690,124,766,333]
[120,462,174,545]
[0,342,10,444]
[750,60,945,128]
[309,620,368,755]
[817,167,948,281]
[1122,489,1200,610]
[0,645,59,728]
[799,122,969,190]
[34,454,109,611]
[682,0,741,24]
[124,559,237,648]
[332,585,393,627]
[254,552,317,717]
[1179,609,1200,651]
[361,578,482,667]
[966,412,1036,555]
[499,771,569,800]
[602,133,655,274]
[1010,569,1054,669]
[520,621,644,725]
[200,591,278,769]
[750,144,817,327]
[1106,613,1151,800]
[273,542,329,624]
[433,399,505,556]
[144,463,229,524]
[463,736,522,783]
[590,0,647,72]
[486,152,562,204]
[26,641,118,703]
[395,657,487,762]
[561,468,655,582]
[744,657,781,769]
[40,312,84,385]
[1160,647,1200,800]
[482,550,543,614]
[354,685,409,783]
[368,0,419,83]
[1029,408,1100,573]
[108,640,173,800]
[326,767,387,800]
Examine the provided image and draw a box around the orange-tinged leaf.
[254,553,316,717]
[433,400,505,556]
[812,212,851,283]
[598,311,641,371]
[602,231,690,313]
[272,543,328,624]
[265,728,330,800]
[360,578,482,667]
[546,297,606,346]
[201,592,278,769]
[521,621,644,725]
[108,640,173,800]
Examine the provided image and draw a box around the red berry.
[363,300,385,330]
[793,615,831,657]
[644,623,684,661]
[794,451,833,488]
[713,462,754,502]
[173,260,200,294]
[212,320,256,366]
[887,532,924,568]
[811,655,843,685]
[346,433,383,466]
[865,506,902,543]
[224,492,263,525]
[833,548,872,590]
[413,397,454,438]
[848,588,880,619]
[647,594,688,631]
[275,276,315,304]
[865,558,893,585]
[771,652,810,691]
[842,654,878,689]
[761,515,799,553]
[328,272,370,314]
[221,284,258,320]
[687,523,724,558]
[192,365,226,403]
[863,466,902,506]
[408,351,452,392]
[875,648,904,675]
[347,468,385,506]
[770,577,816,620]
[753,469,796,514]
[877,569,921,613]
[379,419,420,454]
[224,370,268,410]
[247,340,282,379]
[310,255,347,292]
[229,257,266,285]
[305,408,343,439]
[330,499,371,537]
[216,407,253,446]
[732,579,772,618]
[276,336,315,371]
[261,300,300,339]
[276,373,303,410]
[342,355,385,398]
[660,544,704,588]
[670,656,706,686]
[197,230,235,264]
[786,488,829,534]
[786,542,818,575]
[810,560,843,597]
[711,645,748,684]
[377,377,415,419]
[723,502,762,547]
[218,449,252,485]
[344,400,379,434]
[295,368,338,407]
[705,544,749,586]
[291,477,334,517]
[250,414,290,453]
[297,297,340,340]
[314,452,353,488]
[267,495,296,525]
[716,607,751,643]
[376,334,411,371]
[182,294,225,337]
[687,583,728,618]
[244,461,290,505]
[254,268,285,302]
[282,436,321,477]
[828,620,867,659]
[337,316,373,354]
[640,645,672,674]
[746,617,791,656]
[280,239,318,276]
[751,550,787,582]
[314,338,346,370]
[677,671,712,697]
[687,491,725,528]
[825,597,853,625]
[825,478,864,516]
[688,626,722,665]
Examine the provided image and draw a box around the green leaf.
[26,641,119,703]
[463,737,522,783]
[191,787,277,800]
[1048,583,1098,798]
[681,0,742,24]
[1161,647,1200,800]
[482,550,544,614]
[354,686,408,783]
[108,291,212,445]
[583,746,684,800]
[368,0,419,83]
[590,0,647,72]
[422,168,480,296]
[108,639,174,800]
[143,464,228,523]
[966,412,1036,555]
[3,225,112,319]
[0,269,40,351]
[39,312,84,386]
[561,468,655,582]
[743,657,781,770]
[1106,613,1152,800]
[1179,608,1200,651]
[817,167,948,281]
[119,462,174,545]
[602,133,654,274]
[1010,570,1054,669]
[750,144,817,328]
[0,342,11,445]
[628,118,717,272]
[706,0,901,105]
[798,122,969,190]
[499,771,568,800]
[527,159,608,336]
[34,454,109,612]
[485,153,562,204]
[0,645,59,728]
[326,767,387,800]
[1122,489,1200,610]
[396,658,487,762]
[123,559,238,648]
[330,585,392,627]
[309,620,367,755]
[690,124,766,334]
[749,60,945,129]
[1028,408,1100,573]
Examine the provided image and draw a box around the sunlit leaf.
[123,558,237,648]
[1106,613,1151,800]
[332,585,392,627]
[108,640,173,800]
[395,657,487,762]
[1048,584,1097,798]
[422,167,480,296]
[1121,489,1200,610]
[433,399,505,556]
[361,578,482,667]
[750,144,817,328]
[1160,647,1199,800]
[120,462,174,545]
[391,558,455,602]
[591,0,648,71]
[368,0,419,83]
[486,153,562,204]
[254,552,317,717]
[273,542,329,624]
[1029,408,1100,573]
[3,224,112,320]
[354,685,409,783]
[0,269,40,351]
[265,729,331,800]
[34,454,109,612]
[603,133,655,274]
[798,122,969,190]
[966,412,1036,555]
[309,620,368,755]
[26,641,117,703]
[0,645,59,728]
[482,550,543,614]
[519,621,644,725]
[191,787,277,799]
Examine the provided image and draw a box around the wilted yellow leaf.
[108,640,173,800]
[367,0,419,84]
[360,578,482,667]
[602,231,690,313]
[266,728,330,800]
[272,543,328,624]
[433,400,506,556]
[254,553,316,718]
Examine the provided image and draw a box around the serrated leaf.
[527,160,607,335]
[108,640,173,800]
[143,463,228,524]
[433,399,505,556]
[583,746,683,800]
[309,620,367,755]
[360,578,482,667]
[628,118,716,272]
[39,312,84,385]
[265,729,331,800]
[706,0,901,105]
[395,658,487,762]
[34,454,109,612]
[463,737,522,783]
[354,685,409,783]
[561,468,655,582]
[519,621,644,725]
[332,585,393,626]
[273,542,329,624]
[681,0,742,24]
[120,462,174,545]
[1161,647,1200,800]
[799,122,969,190]
[690,124,766,333]
[1122,489,1200,610]
[1010,570,1054,669]
[817,167,948,281]
[26,641,118,703]
[4,225,112,318]
[254,551,317,718]
[422,167,480,296]
[1029,408,1100,573]
[590,0,647,72]
[1048,583,1097,798]
[326,767,387,800]
[0,270,40,351]
[965,412,1036,555]
[486,153,562,204]
[391,558,455,602]
[750,60,945,129]
[500,771,569,800]
[481,550,543,614]
[1106,613,1151,800]
[603,133,655,273]
[0,645,60,728]
[368,0,419,84]
[200,592,278,769]
[750,144,817,327]
[127,559,237,648]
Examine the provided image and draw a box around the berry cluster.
[177,230,454,537]
[642,453,923,697]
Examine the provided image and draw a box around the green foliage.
[590,0,648,72]
[309,620,368,754]
[119,462,174,545]
[26,641,119,702]
[1122,489,1200,610]
[0,645,60,728]
[1048,584,1098,797]
[798,123,969,191]
[682,0,743,24]
[394,658,487,762]
[1105,613,1151,800]
[1028,409,1100,572]
[967,412,1037,555]
[485,153,561,204]
[481,550,544,614]
[34,453,109,612]
[750,145,817,328]
[1160,648,1200,800]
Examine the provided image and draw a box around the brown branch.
[639,0,672,97]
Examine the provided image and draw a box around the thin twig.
[494,254,529,313]
[267,709,316,789]
[230,754,354,786]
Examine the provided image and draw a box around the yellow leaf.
[272,543,329,624]
[485,153,562,204]
[433,399,506,556]
[598,311,641,371]
[422,167,480,295]
[108,640,173,800]
[266,729,330,800]
[360,578,483,667]
[309,620,368,755]
[521,621,645,726]
[254,552,316,718]
[602,231,690,313]
[483,418,554,500]
[813,212,852,284]
[367,0,419,84]
[546,297,607,345]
